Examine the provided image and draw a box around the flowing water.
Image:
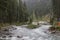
[0,25,60,40]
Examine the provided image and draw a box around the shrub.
[27,24,37,29]
[15,22,22,26]
[49,26,60,31]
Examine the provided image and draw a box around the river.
[0,24,60,40]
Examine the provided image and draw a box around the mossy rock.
[27,24,38,29]
[15,22,27,26]
[49,27,56,30]
[15,23,22,26]
[55,26,60,31]
[49,26,60,31]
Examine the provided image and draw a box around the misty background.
[22,0,53,17]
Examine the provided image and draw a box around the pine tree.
[0,0,29,24]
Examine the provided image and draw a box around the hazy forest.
[0,0,60,40]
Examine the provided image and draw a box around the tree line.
[0,0,29,24]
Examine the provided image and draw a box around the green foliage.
[50,18,54,25]
[15,22,23,26]
[0,0,29,25]
[55,27,60,31]
[49,27,56,30]
[27,24,37,29]
[0,23,10,29]
[53,0,60,18]
[15,22,27,26]
[49,26,60,31]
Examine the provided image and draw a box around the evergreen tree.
[0,0,29,24]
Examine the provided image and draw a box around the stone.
[9,36,12,37]
[2,36,6,38]
[3,29,9,31]
[17,36,22,38]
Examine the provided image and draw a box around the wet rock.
[17,36,22,38]
[51,32,56,34]
[3,29,9,32]
[2,36,6,38]
[5,33,12,35]
[0,34,2,37]
[9,30,12,31]
[22,39,24,40]
[9,36,12,37]
[5,33,10,35]
[10,26,17,30]
[51,30,56,34]
[13,28,17,30]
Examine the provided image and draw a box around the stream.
[0,24,60,40]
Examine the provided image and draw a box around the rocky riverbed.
[0,25,60,40]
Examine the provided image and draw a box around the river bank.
[49,26,60,36]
